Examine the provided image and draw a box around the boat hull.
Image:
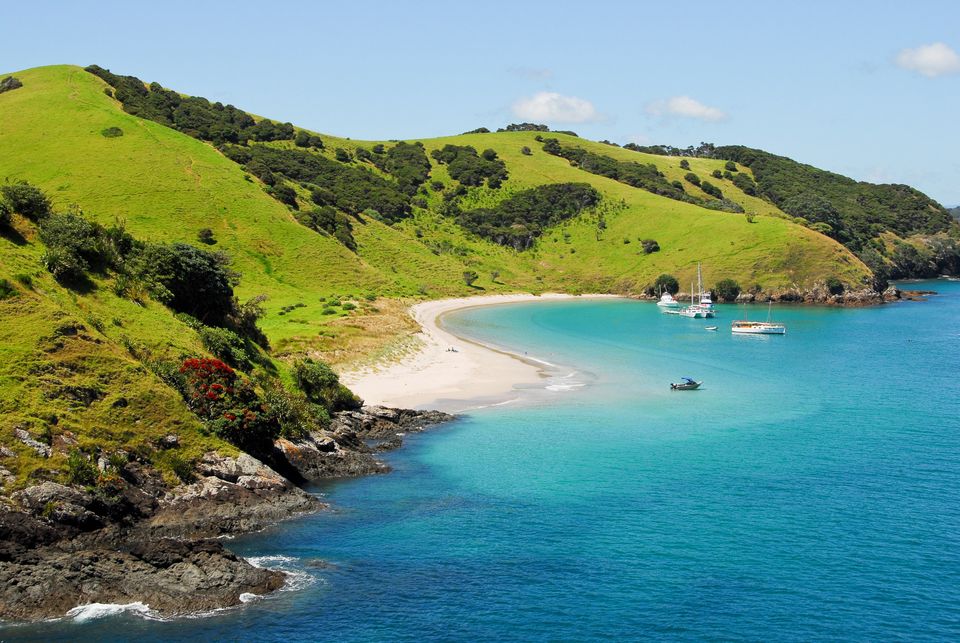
[731,322,786,335]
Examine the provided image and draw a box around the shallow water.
[13,281,960,641]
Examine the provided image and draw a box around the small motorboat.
[670,377,702,390]
[705,326,718,331]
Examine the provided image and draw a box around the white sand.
[341,293,619,412]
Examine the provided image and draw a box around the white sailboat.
[679,263,715,318]
[731,301,786,334]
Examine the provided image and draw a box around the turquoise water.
[15,281,960,641]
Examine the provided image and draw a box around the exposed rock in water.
[274,406,455,481]
[0,537,283,621]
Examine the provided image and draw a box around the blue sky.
[3,0,958,204]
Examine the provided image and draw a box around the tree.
[711,169,723,179]
[700,181,723,198]
[724,161,738,172]
[481,148,498,161]
[641,239,660,254]
[679,159,690,170]
[463,270,479,287]
[490,270,500,283]
[714,278,741,301]
[684,172,701,187]
[334,148,351,162]
[781,191,841,230]
[521,146,532,156]
[653,274,679,295]
[294,130,311,147]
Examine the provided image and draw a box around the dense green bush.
[641,239,660,254]
[296,206,357,251]
[67,449,99,487]
[224,144,412,222]
[521,146,532,156]
[293,358,362,412]
[85,65,295,146]
[711,169,723,179]
[39,212,117,282]
[714,144,955,253]
[1,182,51,220]
[700,181,723,199]
[542,140,691,203]
[731,172,758,196]
[455,183,600,250]
[679,159,690,170]
[268,183,298,208]
[825,277,845,295]
[713,278,741,301]
[653,274,680,295]
[431,144,508,188]
[334,148,351,163]
[199,325,251,370]
[383,142,431,195]
[197,228,216,245]
[684,172,701,187]
[724,161,738,172]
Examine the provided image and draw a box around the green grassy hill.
[0,64,901,488]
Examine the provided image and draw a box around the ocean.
[12,280,960,641]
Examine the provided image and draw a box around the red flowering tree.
[179,357,279,451]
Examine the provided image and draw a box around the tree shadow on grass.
[0,226,28,246]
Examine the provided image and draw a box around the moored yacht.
[657,291,680,309]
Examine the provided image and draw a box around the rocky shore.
[0,406,453,622]
[638,283,913,306]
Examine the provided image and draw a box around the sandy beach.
[341,293,619,412]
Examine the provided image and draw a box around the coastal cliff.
[0,406,452,622]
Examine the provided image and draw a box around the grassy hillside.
[0,62,928,491]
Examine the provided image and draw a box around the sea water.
[12,281,960,641]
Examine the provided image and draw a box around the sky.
[2,0,958,205]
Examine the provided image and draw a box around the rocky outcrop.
[0,405,454,622]
[274,406,455,481]
[140,453,322,540]
[0,537,283,621]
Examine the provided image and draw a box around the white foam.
[239,592,262,603]
[66,602,157,622]
[246,555,297,568]
[545,382,586,391]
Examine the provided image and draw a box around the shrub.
[101,127,123,138]
[700,181,723,199]
[731,172,757,195]
[711,169,723,179]
[0,76,23,94]
[1,182,51,221]
[293,358,362,412]
[429,180,445,192]
[641,239,660,254]
[430,144,508,187]
[714,278,741,301]
[0,200,8,227]
[197,228,216,245]
[521,146,532,156]
[463,270,479,287]
[0,278,16,300]
[67,449,99,487]
[39,212,113,282]
[372,144,385,154]
[334,148,351,162]
[679,159,690,170]
[725,161,738,172]
[199,325,251,370]
[809,221,834,236]
[653,274,679,295]
[684,172,701,187]
[825,277,845,295]
[13,273,32,288]
[342,302,356,311]
[268,183,298,208]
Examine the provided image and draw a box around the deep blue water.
[12,281,960,641]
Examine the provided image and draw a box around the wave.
[65,602,158,623]
[245,555,318,593]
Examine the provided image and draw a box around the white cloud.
[646,96,727,122]
[511,91,599,123]
[895,42,960,77]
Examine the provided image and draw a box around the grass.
[0,64,872,487]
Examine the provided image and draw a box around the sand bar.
[341,293,619,412]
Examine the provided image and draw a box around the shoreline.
[341,293,620,413]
